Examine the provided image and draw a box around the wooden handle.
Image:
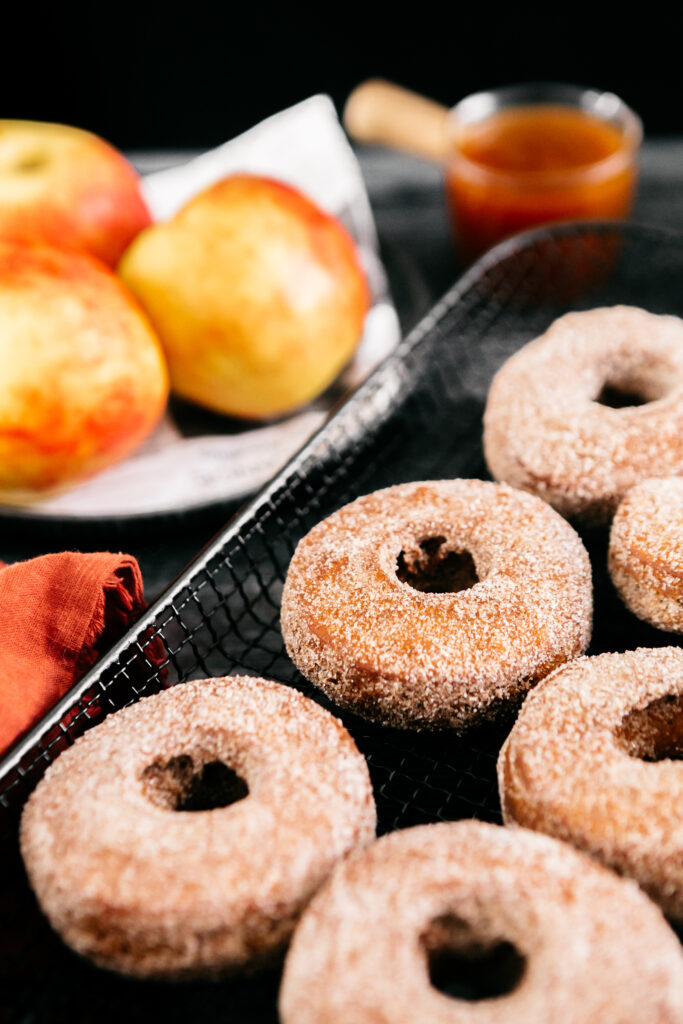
[343,79,450,162]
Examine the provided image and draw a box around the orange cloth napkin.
[0,552,154,756]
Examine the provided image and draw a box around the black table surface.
[1,141,682,601]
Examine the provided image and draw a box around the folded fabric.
[0,551,155,757]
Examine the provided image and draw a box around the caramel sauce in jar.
[447,99,641,261]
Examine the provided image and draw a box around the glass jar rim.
[447,82,643,189]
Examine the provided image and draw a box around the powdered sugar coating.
[483,306,683,524]
[20,676,376,978]
[281,480,592,730]
[609,477,683,632]
[499,647,683,918]
[279,821,683,1024]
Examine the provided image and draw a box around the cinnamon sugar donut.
[609,477,683,633]
[20,676,376,979]
[281,480,592,730]
[499,647,683,919]
[483,306,683,524]
[279,821,683,1024]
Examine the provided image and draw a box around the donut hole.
[422,914,525,1002]
[615,694,683,762]
[596,384,649,408]
[141,754,249,811]
[397,537,479,594]
[595,365,672,408]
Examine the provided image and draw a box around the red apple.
[0,120,151,267]
[118,174,370,419]
[0,242,169,501]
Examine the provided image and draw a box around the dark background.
[4,7,683,149]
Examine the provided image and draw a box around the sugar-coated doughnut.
[609,477,683,633]
[499,647,683,919]
[281,480,592,730]
[279,821,683,1024]
[20,676,376,979]
[483,306,683,524]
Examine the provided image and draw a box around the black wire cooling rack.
[2,221,682,1024]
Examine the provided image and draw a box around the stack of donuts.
[20,305,683,1021]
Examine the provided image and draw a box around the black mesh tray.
[2,221,682,1023]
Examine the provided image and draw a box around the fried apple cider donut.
[281,480,592,730]
[609,477,683,633]
[20,676,376,979]
[499,647,683,919]
[279,821,683,1024]
[483,306,683,524]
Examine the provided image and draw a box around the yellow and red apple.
[0,120,151,267]
[0,242,169,501]
[119,174,370,420]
